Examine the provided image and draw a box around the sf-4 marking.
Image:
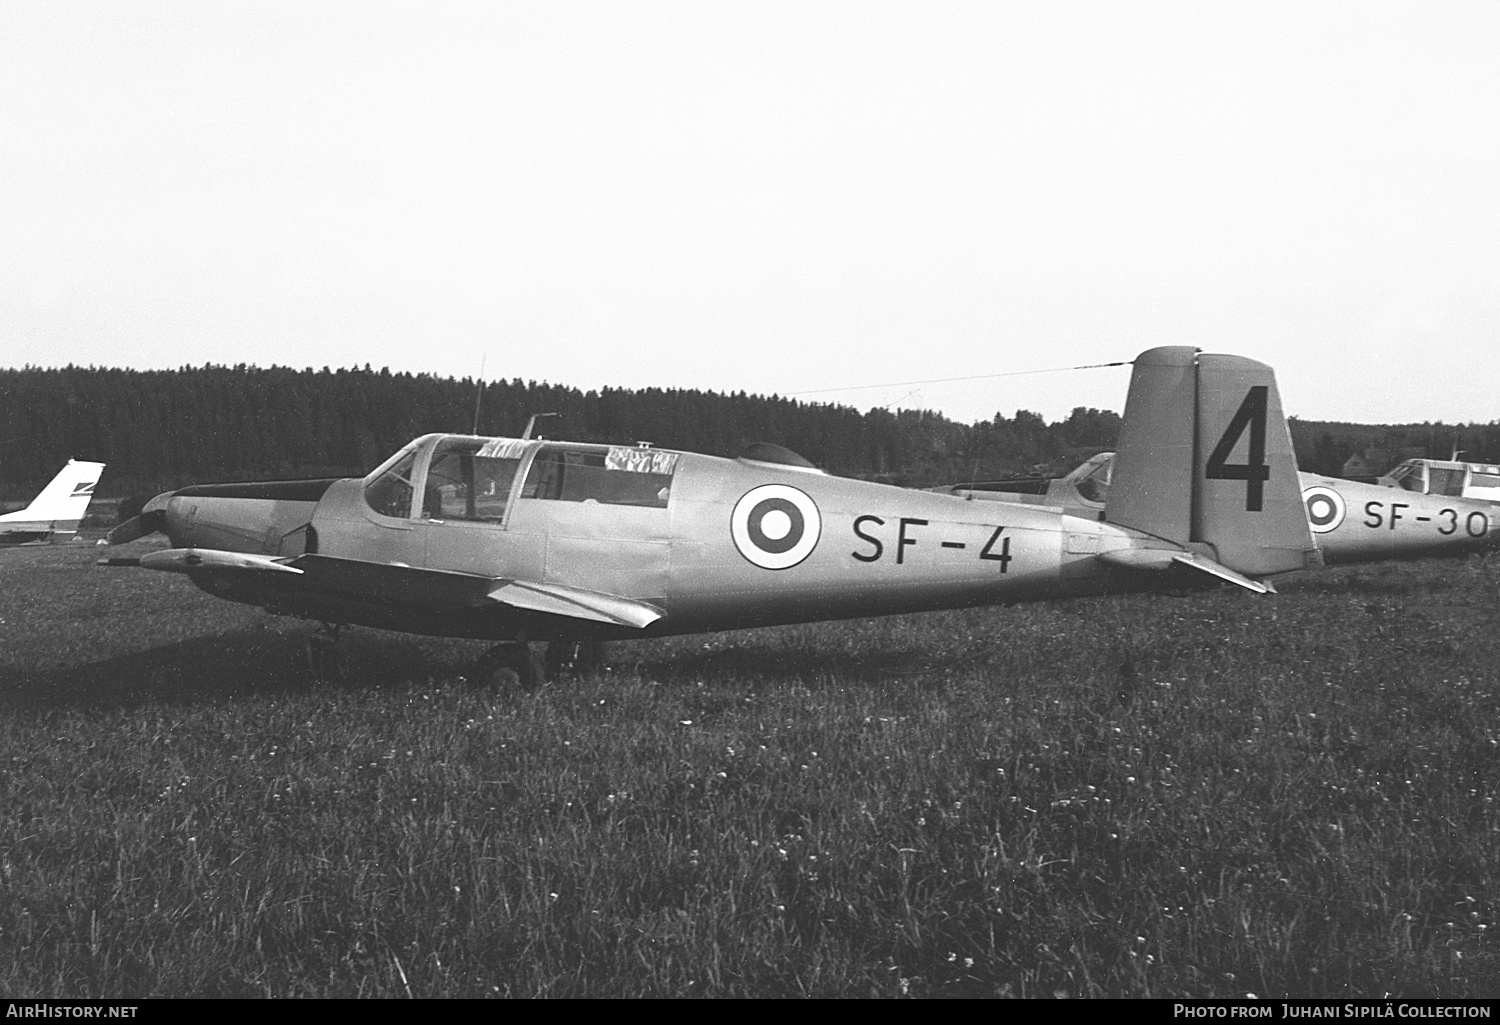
[851,516,1010,572]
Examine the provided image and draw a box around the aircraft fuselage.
[151,434,1187,640]
[952,453,1500,568]
[1299,473,1499,564]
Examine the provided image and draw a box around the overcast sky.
[2,1,1497,426]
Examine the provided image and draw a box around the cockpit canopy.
[1067,452,1115,505]
[362,434,679,522]
[1384,458,1500,500]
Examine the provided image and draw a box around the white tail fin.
[0,460,107,535]
[1107,347,1318,579]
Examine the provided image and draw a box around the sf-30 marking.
[851,515,1012,571]
[1363,500,1489,537]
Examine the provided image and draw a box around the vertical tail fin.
[1106,347,1318,579]
[0,460,107,531]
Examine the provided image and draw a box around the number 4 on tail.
[1205,386,1269,512]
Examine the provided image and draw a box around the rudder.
[1194,353,1318,577]
[11,460,106,524]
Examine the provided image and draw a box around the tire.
[477,643,548,690]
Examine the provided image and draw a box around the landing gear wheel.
[305,623,344,685]
[477,642,548,690]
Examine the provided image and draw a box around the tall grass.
[1,544,1496,996]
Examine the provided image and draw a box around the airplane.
[103,346,1321,686]
[0,459,107,546]
[937,449,1500,566]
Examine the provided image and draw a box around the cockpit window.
[423,438,522,521]
[521,445,676,508]
[1428,467,1467,497]
[365,451,418,518]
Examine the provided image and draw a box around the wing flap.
[487,580,664,629]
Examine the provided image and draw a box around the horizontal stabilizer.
[1096,547,1274,594]
[1170,551,1275,594]
[137,548,305,575]
[488,579,664,629]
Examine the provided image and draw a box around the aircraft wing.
[102,548,664,629]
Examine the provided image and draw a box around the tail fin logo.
[70,482,96,498]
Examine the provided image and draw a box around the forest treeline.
[1,364,1496,500]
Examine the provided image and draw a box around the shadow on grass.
[2,623,954,710]
[0,628,481,710]
[617,640,945,687]
[1280,567,1483,596]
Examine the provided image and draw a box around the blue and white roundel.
[1302,485,1346,534]
[731,484,821,570]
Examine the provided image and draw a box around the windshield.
[1389,462,1426,493]
[1074,456,1114,504]
[364,451,418,518]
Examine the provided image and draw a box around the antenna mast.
[471,354,487,435]
[522,412,560,440]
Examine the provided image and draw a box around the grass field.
[1,540,1497,997]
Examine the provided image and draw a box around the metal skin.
[105,347,1320,668]
[1,459,106,546]
[960,453,1500,566]
[1294,474,1500,565]
[1379,458,1500,503]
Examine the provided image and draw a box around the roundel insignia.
[1302,485,1346,534]
[731,484,821,570]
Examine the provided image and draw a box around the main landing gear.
[305,622,344,684]
[300,624,607,690]
[474,638,607,690]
